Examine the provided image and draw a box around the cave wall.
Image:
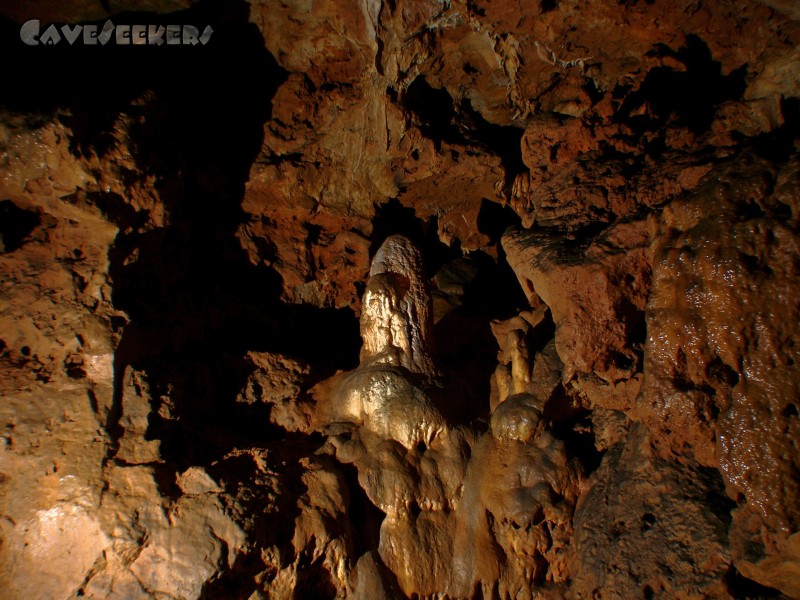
[1,0,799,598]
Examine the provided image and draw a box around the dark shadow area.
[751,97,800,164]
[201,443,316,599]
[697,465,737,529]
[401,77,457,150]
[336,460,386,559]
[0,199,41,252]
[551,406,602,475]
[540,0,558,12]
[370,197,461,278]
[401,75,526,187]
[458,249,527,317]
[2,2,365,469]
[434,246,529,424]
[459,98,527,186]
[724,565,786,599]
[476,198,521,244]
[291,555,338,600]
[617,34,746,134]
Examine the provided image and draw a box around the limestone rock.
[503,219,651,382]
[336,366,446,450]
[237,351,314,432]
[330,235,445,450]
[589,407,633,452]
[362,235,435,376]
[0,481,109,600]
[237,351,309,405]
[452,394,581,597]
[88,464,246,599]
[115,367,161,465]
[490,307,561,411]
[2,1,800,598]
[571,373,643,414]
[177,466,223,496]
[570,425,734,599]
[639,155,800,595]
[347,551,404,600]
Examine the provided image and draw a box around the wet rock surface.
[1,0,800,598]
[640,155,800,595]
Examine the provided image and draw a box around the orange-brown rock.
[639,155,800,595]
[453,395,581,597]
[571,424,734,599]
[2,0,800,597]
[503,219,651,382]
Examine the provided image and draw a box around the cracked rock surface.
[2,0,800,598]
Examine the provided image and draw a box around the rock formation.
[2,0,800,598]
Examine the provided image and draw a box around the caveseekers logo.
[20,19,214,46]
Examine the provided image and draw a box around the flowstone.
[334,235,445,450]
[323,236,582,597]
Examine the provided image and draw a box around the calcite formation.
[333,235,444,449]
[2,0,800,598]
[326,236,455,593]
[323,236,581,598]
[453,395,580,597]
